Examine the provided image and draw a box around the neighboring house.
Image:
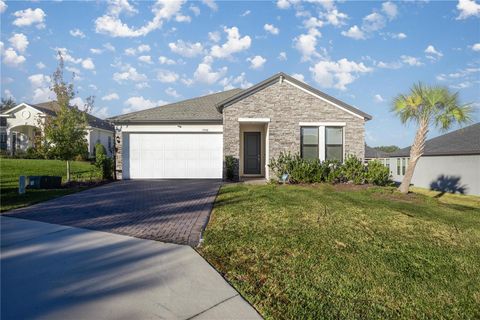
[0,101,114,157]
[109,72,372,180]
[365,145,389,163]
[385,123,480,195]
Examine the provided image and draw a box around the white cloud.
[123,96,167,113]
[208,31,221,42]
[90,48,103,54]
[220,72,252,90]
[291,73,305,82]
[95,0,188,37]
[36,62,46,69]
[400,55,424,66]
[28,73,53,103]
[0,1,7,14]
[210,26,251,59]
[278,52,287,61]
[70,28,86,38]
[247,55,266,69]
[104,43,116,52]
[125,44,151,56]
[9,33,29,53]
[4,89,14,100]
[472,43,480,51]
[425,45,443,57]
[135,82,150,89]
[374,94,384,102]
[54,47,83,64]
[277,0,291,9]
[382,2,398,20]
[138,55,153,64]
[310,58,372,90]
[323,9,348,27]
[89,84,98,91]
[189,5,200,16]
[169,40,204,57]
[65,66,81,75]
[81,58,95,70]
[13,8,46,28]
[157,69,179,83]
[165,87,181,98]
[294,28,321,61]
[113,66,147,83]
[2,48,26,67]
[102,93,119,101]
[194,56,227,84]
[341,25,365,40]
[456,0,480,19]
[362,12,386,32]
[303,17,324,29]
[91,107,109,119]
[391,32,407,39]
[241,10,251,17]
[158,56,176,65]
[202,0,218,11]
[264,23,279,35]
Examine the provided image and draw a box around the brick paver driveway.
[4,180,222,246]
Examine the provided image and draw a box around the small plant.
[225,155,236,180]
[95,143,113,180]
[366,160,391,186]
[341,155,366,184]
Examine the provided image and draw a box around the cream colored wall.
[89,128,114,157]
[239,123,266,176]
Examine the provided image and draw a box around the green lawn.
[0,158,100,212]
[199,184,480,319]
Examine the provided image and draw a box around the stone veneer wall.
[114,126,123,179]
[223,80,366,180]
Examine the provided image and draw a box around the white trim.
[1,103,36,116]
[238,117,271,123]
[284,79,364,120]
[319,126,325,161]
[299,122,346,126]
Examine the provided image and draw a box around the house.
[0,101,114,157]
[386,123,480,195]
[109,72,372,180]
[364,145,389,164]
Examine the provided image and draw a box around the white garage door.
[125,133,223,179]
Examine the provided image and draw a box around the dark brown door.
[244,132,261,174]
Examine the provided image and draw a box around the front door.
[244,132,261,174]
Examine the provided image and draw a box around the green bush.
[341,155,366,184]
[366,160,391,186]
[269,153,390,186]
[94,142,113,180]
[225,155,236,180]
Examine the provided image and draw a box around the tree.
[373,145,400,153]
[392,83,472,194]
[41,52,94,182]
[0,97,16,112]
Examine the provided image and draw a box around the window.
[300,127,319,160]
[325,127,343,162]
[402,158,408,175]
[397,158,401,175]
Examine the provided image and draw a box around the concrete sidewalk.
[0,216,262,320]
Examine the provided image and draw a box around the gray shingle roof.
[32,101,114,131]
[215,72,373,121]
[390,123,480,157]
[109,89,243,123]
[365,145,388,158]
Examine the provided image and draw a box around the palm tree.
[392,83,472,194]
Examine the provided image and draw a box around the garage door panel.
[126,133,223,179]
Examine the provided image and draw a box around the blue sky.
[1,0,479,147]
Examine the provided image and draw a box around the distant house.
[365,145,389,163]
[383,123,480,195]
[0,101,114,157]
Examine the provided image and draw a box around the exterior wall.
[223,80,366,180]
[89,128,114,157]
[388,155,480,195]
[5,105,44,153]
[114,123,223,179]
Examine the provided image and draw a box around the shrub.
[94,142,113,180]
[225,155,236,180]
[341,155,366,184]
[366,160,391,186]
[325,160,344,184]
